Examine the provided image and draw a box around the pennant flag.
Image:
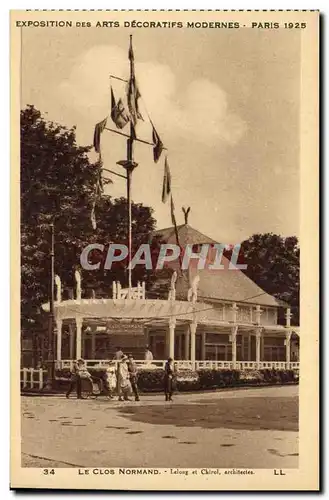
[90,161,105,230]
[127,38,144,125]
[170,194,182,267]
[162,156,171,203]
[111,86,130,129]
[170,195,176,227]
[152,124,164,163]
[93,117,107,153]
[90,202,97,230]
[131,122,137,141]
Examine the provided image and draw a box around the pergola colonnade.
[52,299,295,368]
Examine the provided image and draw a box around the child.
[128,354,140,402]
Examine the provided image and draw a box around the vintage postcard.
[10,10,319,490]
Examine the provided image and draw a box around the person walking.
[117,355,132,401]
[164,357,175,402]
[113,346,124,360]
[66,359,86,399]
[128,354,140,401]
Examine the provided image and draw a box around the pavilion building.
[39,222,299,371]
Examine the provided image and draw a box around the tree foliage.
[239,233,300,325]
[21,105,159,327]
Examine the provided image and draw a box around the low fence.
[55,359,300,371]
[21,368,47,390]
[20,360,300,390]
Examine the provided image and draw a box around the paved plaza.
[21,385,298,469]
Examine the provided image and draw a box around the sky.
[21,27,301,243]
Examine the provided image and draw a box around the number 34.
[43,469,55,475]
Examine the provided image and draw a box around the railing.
[21,368,46,390]
[21,360,299,390]
[55,359,299,371]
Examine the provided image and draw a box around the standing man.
[144,345,153,363]
[164,357,175,402]
[113,346,124,360]
[66,359,84,399]
[113,347,124,396]
[128,354,140,402]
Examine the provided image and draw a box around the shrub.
[239,369,265,385]
[175,369,200,392]
[197,369,240,389]
[136,368,164,392]
[35,367,298,394]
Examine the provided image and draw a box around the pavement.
[21,385,298,469]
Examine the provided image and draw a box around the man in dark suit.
[164,357,174,401]
[128,354,140,401]
[66,359,83,399]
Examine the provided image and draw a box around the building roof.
[154,224,217,246]
[154,224,281,308]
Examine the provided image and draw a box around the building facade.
[39,223,299,371]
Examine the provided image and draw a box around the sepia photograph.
[10,9,319,491]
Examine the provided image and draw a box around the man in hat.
[128,354,140,402]
[66,359,89,399]
[113,346,124,360]
[164,357,175,402]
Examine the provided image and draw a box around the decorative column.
[285,307,292,327]
[255,328,262,367]
[69,323,74,360]
[285,330,292,367]
[189,321,197,365]
[56,318,63,363]
[248,333,251,361]
[201,332,206,360]
[184,329,190,360]
[76,317,83,360]
[231,325,238,368]
[255,305,262,325]
[168,317,176,359]
[91,328,96,359]
[231,302,238,322]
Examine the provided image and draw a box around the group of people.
[66,346,176,402]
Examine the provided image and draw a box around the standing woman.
[117,355,132,401]
[164,357,174,402]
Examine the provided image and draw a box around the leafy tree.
[238,233,299,325]
[21,105,159,331]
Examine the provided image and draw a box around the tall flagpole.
[127,123,134,293]
[118,34,137,295]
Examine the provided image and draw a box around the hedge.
[48,367,298,394]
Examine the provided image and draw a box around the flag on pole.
[162,156,171,203]
[170,194,182,267]
[90,160,105,230]
[127,37,143,125]
[152,124,164,163]
[170,195,176,227]
[93,117,107,153]
[110,86,130,129]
